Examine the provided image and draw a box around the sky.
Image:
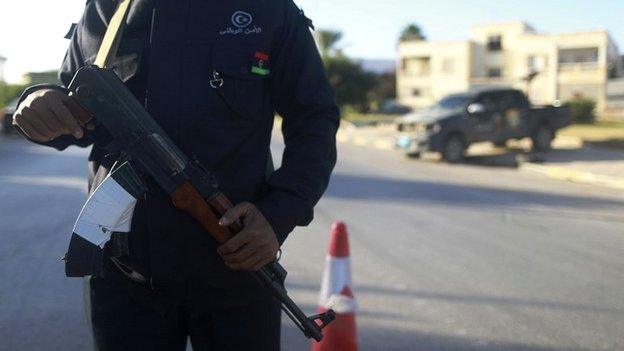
[0,0,622,83]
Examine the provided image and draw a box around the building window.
[559,48,598,64]
[487,67,502,78]
[412,88,421,97]
[402,57,431,77]
[442,58,455,74]
[527,55,546,72]
[528,55,536,71]
[487,35,502,52]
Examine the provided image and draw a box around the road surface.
[1,135,623,350]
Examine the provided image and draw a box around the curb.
[519,162,624,191]
[336,124,395,151]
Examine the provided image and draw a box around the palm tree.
[399,24,426,42]
[316,30,343,58]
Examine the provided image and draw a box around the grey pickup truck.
[396,88,571,162]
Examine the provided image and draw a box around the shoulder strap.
[94,0,133,68]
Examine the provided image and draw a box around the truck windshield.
[437,94,471,109]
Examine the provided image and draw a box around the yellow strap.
[94,0,133,68]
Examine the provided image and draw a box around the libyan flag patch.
[252,51,270,76]
[252,66,270,76]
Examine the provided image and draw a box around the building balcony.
[558,62,600,71]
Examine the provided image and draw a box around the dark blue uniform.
[34,0,339,349]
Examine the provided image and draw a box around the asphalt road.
[1,135,623,351]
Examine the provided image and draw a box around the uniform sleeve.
[59,16,86,88]
[254,1,340,244]
[16,8,97,151]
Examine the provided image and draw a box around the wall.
[606,78,624,120]
[397,40,472,109]
[555,31,609,111]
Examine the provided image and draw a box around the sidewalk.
[336,122,624,190]
[519,146,624,190]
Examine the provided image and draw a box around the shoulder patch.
[299,9,315,30]
[64,23,78,39]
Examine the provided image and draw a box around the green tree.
[0,82,25,109]
[324,56,377,113]
[399,24,426,42]
[316,29,381,112]
[316,30,343,58]
[368,72,396,110]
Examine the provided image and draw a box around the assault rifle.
[63,66,335,341]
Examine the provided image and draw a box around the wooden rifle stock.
[171,182,243,243]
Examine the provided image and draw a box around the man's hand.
[13,89,84,142]
[217,202,279,271]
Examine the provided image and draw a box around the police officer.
[13,0,339,350]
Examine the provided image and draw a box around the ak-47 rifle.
[63,66,335,341]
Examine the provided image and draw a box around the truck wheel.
[442,135,466,163]
[406,151,421,159]
[532,125,553,152]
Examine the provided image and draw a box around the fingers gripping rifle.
[64,66,335,341]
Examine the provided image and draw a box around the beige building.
[397,22,624,119]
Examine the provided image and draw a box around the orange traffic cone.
[312,221,358,351]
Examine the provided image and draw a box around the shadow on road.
[584,139,624,150]
[282,281,612,350]
[326,173,624,211]
[285,281,623,316]
[463,152,525,168]
[416,146,623,169]
[529,147,624,163]
[283,322,593,351]
[412,147,536,168]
